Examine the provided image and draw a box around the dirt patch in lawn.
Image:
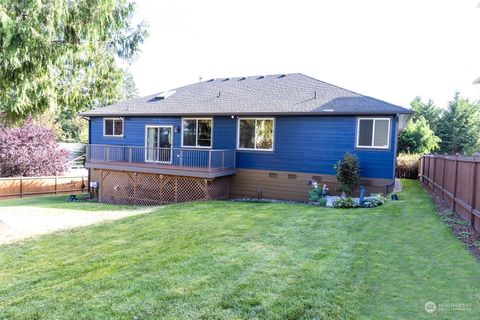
[424,186,480,260]
[0,206,153,244]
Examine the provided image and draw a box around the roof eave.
[80,110,413,117]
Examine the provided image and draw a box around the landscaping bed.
[423,185,480,260]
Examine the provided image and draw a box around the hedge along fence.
[396,154,420,179]
[419,154,480,230]
[0,175,87,199]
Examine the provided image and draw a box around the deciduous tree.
[0,118,69,177]
[398,116,441,154]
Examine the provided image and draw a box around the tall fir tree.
[410,96,442,132]
[0,0,147,123]
[437,93,480,155]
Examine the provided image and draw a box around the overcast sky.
[129,0,480,108]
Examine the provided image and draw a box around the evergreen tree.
[437,93,480,155]
[410,96,442,131]
[0,0,147,122]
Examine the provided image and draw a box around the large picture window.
[238,118,274,151]
[182,118,212,147]
[104,118,123,137]
[356,118,390,149]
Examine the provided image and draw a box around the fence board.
[0,175,87,199]
[420,155,480,231]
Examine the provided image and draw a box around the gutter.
[79,111,413,118]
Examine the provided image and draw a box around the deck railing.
[86,144,236,171]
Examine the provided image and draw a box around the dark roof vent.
[238,77,247,81]
[206,78,214,82]
[256,76,264,80]
[222,78,230,82]
[277,74,286,78]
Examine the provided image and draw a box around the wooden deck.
[86,161,236,179]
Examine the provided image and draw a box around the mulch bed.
[423,185,480,260]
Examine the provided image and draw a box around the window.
[182,118,212,147]
[104,118,123,137]
[238,118,274,151]
[356,118,390,149]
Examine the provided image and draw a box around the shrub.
[0,119,69,177]
[332,197,359,208]
[334,153,360,196]
[318,198,327,207]
[396,153,420,179]
[363,194,387,208]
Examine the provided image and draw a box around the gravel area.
[0,206,153,244]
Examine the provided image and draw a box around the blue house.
[82,73,412,205]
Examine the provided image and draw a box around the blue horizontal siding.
[232,116,396,179]
[89,115,396,179]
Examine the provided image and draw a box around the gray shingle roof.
[81,73,412,117]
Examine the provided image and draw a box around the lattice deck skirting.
[98,170,230,205]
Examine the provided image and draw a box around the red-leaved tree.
[0,119,69,177]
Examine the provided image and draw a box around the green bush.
[332,197,359,208]
[318,198,327,206]
[334,153,360,196]
[363,194,387,208]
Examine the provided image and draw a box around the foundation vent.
[288,174,297,180]
[268,172,278,178]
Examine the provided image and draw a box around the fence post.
[471,155,478,228]
[19,177,23,198]
[432,156,437,192]
[439,156,445,200]
[54,175,58,195]
[452,154,459,211]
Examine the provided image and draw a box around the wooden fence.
[396,166,418,179]
[419,154,480,230]
[0,175,87,199]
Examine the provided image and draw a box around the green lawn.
[0,180,478,319]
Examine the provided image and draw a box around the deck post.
[180,149,183,167]
[222,150,225,169]
[128,147,132,163]
[208,150,212,170]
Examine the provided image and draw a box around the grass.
[0,194,140,211]
[0,180,479,319]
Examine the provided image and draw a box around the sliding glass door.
[145,126,173,163]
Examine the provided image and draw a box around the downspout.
[384,114,399,194]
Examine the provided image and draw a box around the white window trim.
[237,117,275,152]
[103,117,124,137]
[144,125,173,164]
[355,117,391,149]
[181,118,213,148]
